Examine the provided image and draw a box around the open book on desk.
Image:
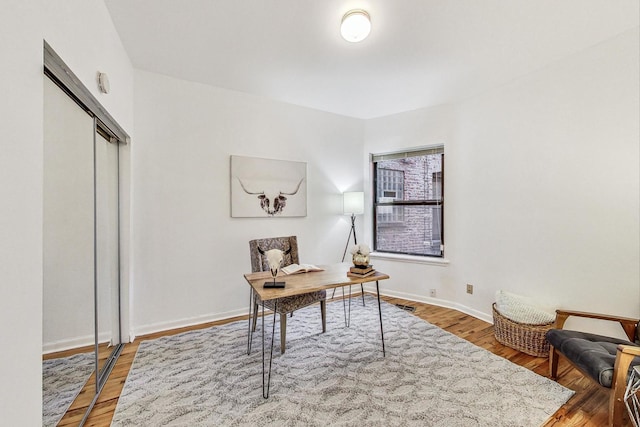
[281,264,324,275]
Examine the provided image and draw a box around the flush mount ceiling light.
[340,9,371,43]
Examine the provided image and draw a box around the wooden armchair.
[546,310,640,426]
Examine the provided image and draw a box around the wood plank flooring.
[52,294,630,426]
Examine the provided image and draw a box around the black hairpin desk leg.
[247,290,254,355]
[342,287,347,327]
[375,281,386,357]
[262,300,277,398]
[348,285,352,328]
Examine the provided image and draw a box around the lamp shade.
[343,191,364,215]
[340,10,371,43]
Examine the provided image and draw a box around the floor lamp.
[335,191,365,305]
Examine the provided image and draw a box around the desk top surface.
[244,263,389,301]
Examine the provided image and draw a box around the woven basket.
[492,303,554,357]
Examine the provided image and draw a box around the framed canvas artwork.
[230,155,307,217]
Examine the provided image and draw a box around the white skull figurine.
[257,245,292,278]
[265,249,285,278]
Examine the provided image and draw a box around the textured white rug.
[43,352,94,427]
[111,296,573,426]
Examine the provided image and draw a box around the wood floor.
[51,294,631,426]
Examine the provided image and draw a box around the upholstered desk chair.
[546,310,640,427]
[249,236,326,354]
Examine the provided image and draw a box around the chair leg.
[609,348,636,426]
[280,313,287,354]
[252,302,258,332]
[320,300,326,333]
[549,344,559,379]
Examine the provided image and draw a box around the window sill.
[370,252,450,266]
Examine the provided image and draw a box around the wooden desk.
[243,263,390,398]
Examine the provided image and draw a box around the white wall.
[0,1,134,424]
[452,28,639,334]
[364,28,640,332]
[0,3,44,425]
[131,70,364,335]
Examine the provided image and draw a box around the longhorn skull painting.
[230,155,307,217]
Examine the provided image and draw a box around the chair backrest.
[249,236,300,273]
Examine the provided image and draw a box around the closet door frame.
[44,42,130,144]
[44,40,130,426]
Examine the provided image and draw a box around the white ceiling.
[104,0,639,119]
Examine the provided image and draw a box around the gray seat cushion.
[546,329,640,388]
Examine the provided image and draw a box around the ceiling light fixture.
[340,10,371,43]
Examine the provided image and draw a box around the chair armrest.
[618,344,640,356]
[555,309,639,342]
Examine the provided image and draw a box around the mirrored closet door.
[43,74,97,427]
[95,126,122,379]
[42,42,127,427]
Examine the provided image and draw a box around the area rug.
[43,351,94,427]
[111,296,573,426]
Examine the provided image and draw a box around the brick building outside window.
[373,147,443,257]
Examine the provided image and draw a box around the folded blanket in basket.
[495,290,555,325]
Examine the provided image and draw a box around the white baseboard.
[130,288,493,343]
[43,334,94,354]
[132,307,249,339]
[43,331,121,354]
[44,288,492,354]
[362,285,493,324]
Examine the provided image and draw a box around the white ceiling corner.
[104,0,639,119]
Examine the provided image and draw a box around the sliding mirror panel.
[95,129,121,386]
[43,76,96,427]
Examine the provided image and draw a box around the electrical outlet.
[429,289,436,297]
[466,284,473,294]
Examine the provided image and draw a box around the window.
[376,169,404,223]
[372,147,444,257]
